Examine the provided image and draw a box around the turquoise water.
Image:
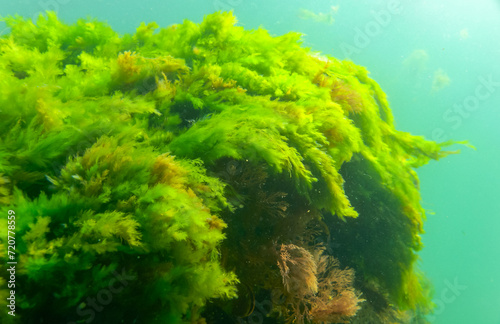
[1,0,499,323]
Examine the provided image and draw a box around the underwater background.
[0,0,499,323]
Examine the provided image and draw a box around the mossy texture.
[0,11,458,323]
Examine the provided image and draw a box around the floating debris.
[432,68,451,92]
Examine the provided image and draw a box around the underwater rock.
[0,11,460,324]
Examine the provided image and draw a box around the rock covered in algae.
[0,11,459,324]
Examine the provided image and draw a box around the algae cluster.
[0,11,458,323]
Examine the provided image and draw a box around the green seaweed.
[0,11,462,323]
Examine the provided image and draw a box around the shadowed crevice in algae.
[0,11,462,324]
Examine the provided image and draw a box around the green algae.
[0,11,460,323]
